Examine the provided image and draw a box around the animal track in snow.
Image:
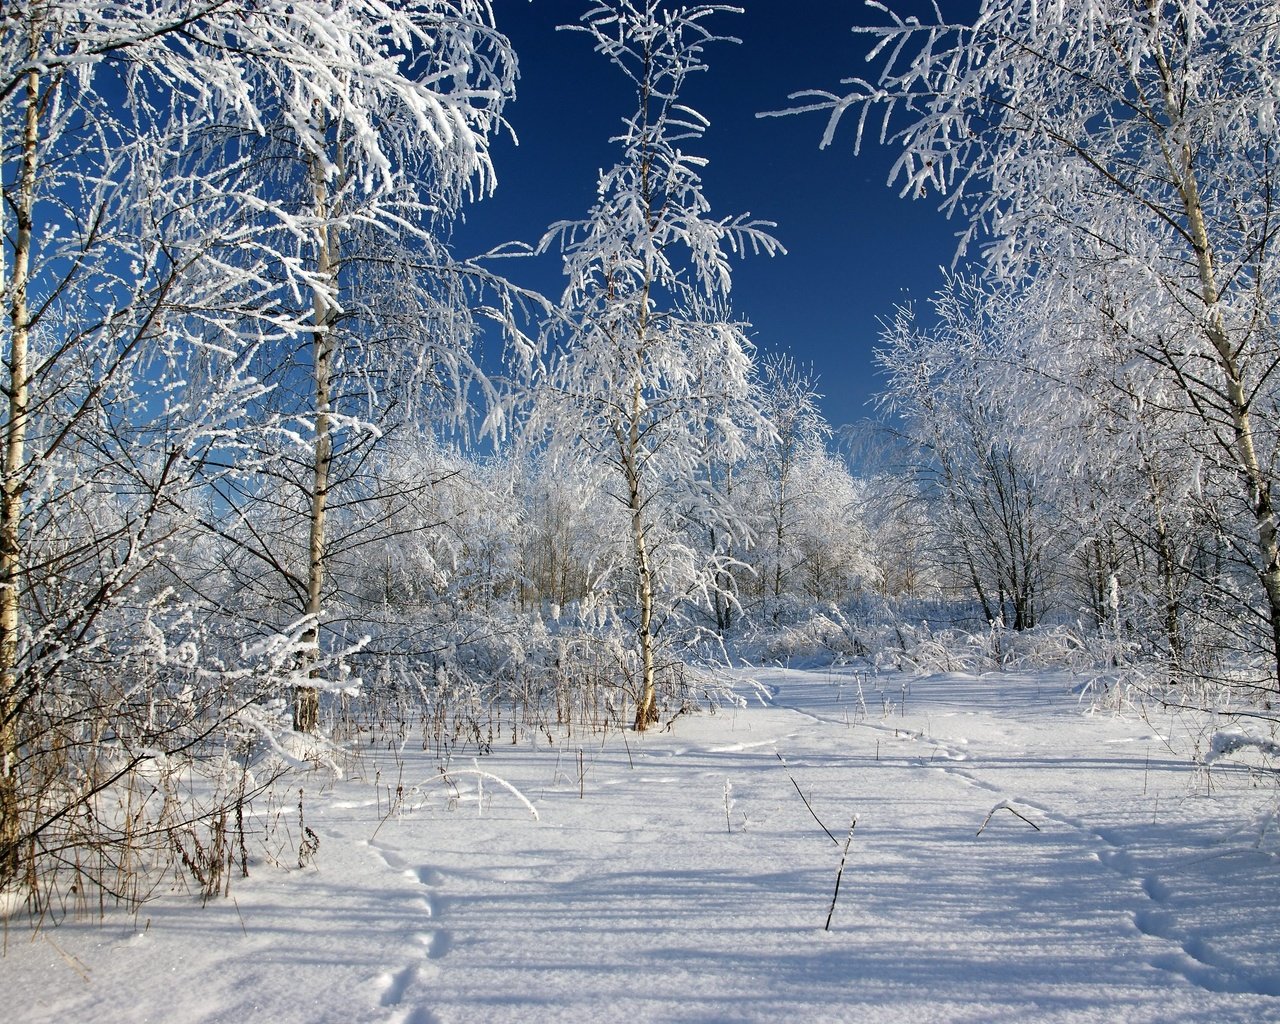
[425,929,453,960]
[367,839,453,1020]
[379,964,419,1007]
[708,738,786,753]
[1002,804,1280,998]
[373,842,407,871]
[388,1007,440,1024]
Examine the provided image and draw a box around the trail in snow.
[5,666,1280,1023]
[767,665,1280,1003]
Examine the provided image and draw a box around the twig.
[776,751,839,846]
[825,815,858,932]
[369,762,406,842]
[976,801,1042,836]
[42,934,91,983]
[663,704,693,732]
[231,895,249,938]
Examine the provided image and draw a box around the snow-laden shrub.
[1206,727,1280,764]
[4,593,321,921]
[341,598,721,763]
[749,609,866,665]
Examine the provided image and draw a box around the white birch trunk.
[0,62,38,886]
[294,141,338,734]
[626,377,658,731]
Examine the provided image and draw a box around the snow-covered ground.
[6,666,1280,1023]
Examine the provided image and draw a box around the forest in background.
[3,0,1278,922]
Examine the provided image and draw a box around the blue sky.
[457,1,976,430]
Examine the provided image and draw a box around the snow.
[6,666,1280,1023]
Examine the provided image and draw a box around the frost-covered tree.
[331,434,524,647]
[788,448,877,607]
[0,0,518,906]
[195,0,518,732]
[875,268,1233,663]
[800,0,1280,682]
[0,0,308,904]
[518,456,605,614]
[1005,273,1232,665]
[877,280,1060,630]
[747,355,832,620]
[531,0,779,729]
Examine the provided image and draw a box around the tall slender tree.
[752,355,832,620]
[532,0,779,729]
[193,1,518,732]
[0,0,302,900]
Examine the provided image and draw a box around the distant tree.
[1005,274,1228,665]
[749,355,832,620]
[518,456,602,614]
[789,448,877,607]
[532,0,780,729]
[877,280,1059,630]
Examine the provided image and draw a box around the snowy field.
[5,666,1280,1023]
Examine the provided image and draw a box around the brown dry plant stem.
[775,751,839,846]
[824,815,858,932]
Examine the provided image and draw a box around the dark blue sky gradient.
[457,1,978,430]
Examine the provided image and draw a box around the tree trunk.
[1174,144,1280,684]
[294,143,337,734]
[1146,466,1186,665]
[0,65,39,888]
[631,498,658,731]
[627,378,658,732]
[772,513,785,619]
[707,459,735,634]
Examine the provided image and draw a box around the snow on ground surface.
[6,666,1280,1023]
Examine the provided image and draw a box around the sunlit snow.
[7,667,1279,1023]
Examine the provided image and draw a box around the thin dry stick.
[825,815,858,932]
[976,801,1042,836]
[42,934,91,983]
[776,752,839,846]
[231,895,249,938]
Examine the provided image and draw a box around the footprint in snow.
[369,840,406,871]
[366,841,453,1020]
[424,928,452,960]
[387,1005,440,1024]
[379,964,418,1007]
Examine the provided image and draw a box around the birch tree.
[532,0,779,730]
[187,0,518,732]
[0,0,314,902]
[801,0,1280,684]
[749,355,832,620]
[0,0,518,904]
[877,281,1059,630]
[1007,273,1233,665]
[877,269,1229,663]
